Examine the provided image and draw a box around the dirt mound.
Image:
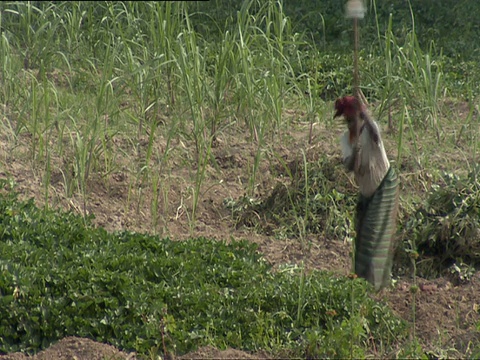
[0,338,274,360]
[178,346,271,359]
[385,274,480,357]
[0,337,135,360]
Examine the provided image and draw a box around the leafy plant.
[0,180,406,356]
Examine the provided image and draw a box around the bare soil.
[1,108,479,359]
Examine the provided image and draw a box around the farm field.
[1,1,480,359]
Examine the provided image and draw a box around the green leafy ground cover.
[0,180,406,357]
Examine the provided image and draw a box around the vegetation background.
[0,0,479,359]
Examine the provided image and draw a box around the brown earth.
[1,107,479,359]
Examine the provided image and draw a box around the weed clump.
[397,170,480,281]
[227,153,357,240]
